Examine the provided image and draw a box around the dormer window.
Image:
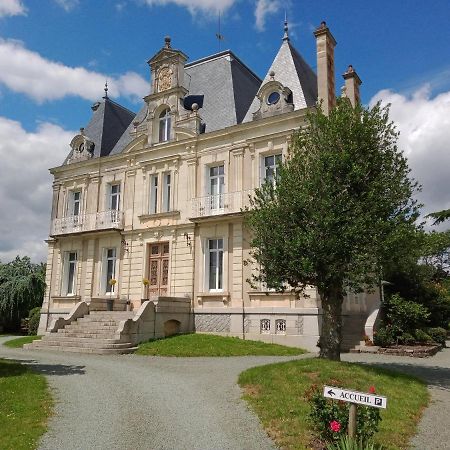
[159,108,171,143]
[267,91,280,105]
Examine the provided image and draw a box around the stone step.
[37,338,134,349]
[56,331,117,339]
[24,343,137,354]
[76,318,122,325]
[63,323,119,331]
[88,311,134,318]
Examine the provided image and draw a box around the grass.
[136,333,307,357]
[0,358,52,450]
[3,336,41,348]
[238,358,429,450]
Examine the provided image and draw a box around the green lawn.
[0,359,52,450]
[136,333,307,357]
[238,358,429,450]
[3,336,41,348]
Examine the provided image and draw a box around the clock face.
[158,67,172,92]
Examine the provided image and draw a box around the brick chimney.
[343,65,362,107]
[314,21,337,115]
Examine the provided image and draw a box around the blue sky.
[0,0,450,261]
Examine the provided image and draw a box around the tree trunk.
[318,284,344,360]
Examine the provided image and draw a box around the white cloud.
[142,0,237,15]
[53,0,79,12]
[0,0,26,17]
[0,38,148,103]
[255,0,281,31]
[370,85,450,219]
[0,117,76,263]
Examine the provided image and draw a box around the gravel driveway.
[0,336,308,450]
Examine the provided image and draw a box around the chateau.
[35,21,380,353]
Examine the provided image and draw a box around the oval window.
[267,91,280,105]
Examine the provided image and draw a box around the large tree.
[246,99,421,360]
[0,256,46,331]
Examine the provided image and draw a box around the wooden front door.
[148,242,169,298]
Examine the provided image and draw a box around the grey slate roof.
[243,40,318,122]
[184,51,261,133]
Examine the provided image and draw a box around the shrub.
[373,327,395,348]
[426,327,447,346]
[307,386,381,444]
[414,329,433,344]
[326,435,385,450]
[27,307,41,336]
[398,332,415,345]
[386,294,430,335]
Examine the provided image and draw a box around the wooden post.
[348,403,357,438]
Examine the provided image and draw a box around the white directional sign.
[323,386,387,409]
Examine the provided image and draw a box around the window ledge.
[139,211,180,220]
[196,292,230,305]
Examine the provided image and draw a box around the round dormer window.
[267,91,280,105]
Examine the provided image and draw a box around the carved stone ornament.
[158,67,173,92]
[67,135,94,164]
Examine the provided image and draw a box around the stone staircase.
[25,311,138,354]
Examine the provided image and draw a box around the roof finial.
[103,81,108,99]
[283,11,289,42]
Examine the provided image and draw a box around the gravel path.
[0,336,309,450]
[343,343,450,450]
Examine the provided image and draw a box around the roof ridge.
[104,98,136,117]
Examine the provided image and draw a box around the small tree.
[246,99,421,360]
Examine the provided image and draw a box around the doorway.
[148,242,169,298]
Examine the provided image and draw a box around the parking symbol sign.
[374,398,383,406]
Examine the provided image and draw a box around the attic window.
[159,108,171,143]
[267,92,280,105]
[78,143,85,152]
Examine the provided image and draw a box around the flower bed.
[377,344,442,358]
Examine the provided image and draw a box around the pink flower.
[330,420,341,433]
[369,386,376,394]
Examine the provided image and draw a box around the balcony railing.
[50,210,124,236]
[191,190,253,218]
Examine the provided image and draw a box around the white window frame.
[275,319,286,334]
[149,174,159,214]
[67,190,82,217]
[260,319,271,334]
[261,153,282,185]
[102,248,117,295]
[109,183,121,211]
[159,108,171,143]
[208,165,225,211]
[206,238,224,292]
[162,172,171,212]
[62,251,77,296]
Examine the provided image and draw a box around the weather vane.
[216,11,224,51]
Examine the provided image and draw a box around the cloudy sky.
[0,0,449,262]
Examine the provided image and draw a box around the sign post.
[323,386,387,437]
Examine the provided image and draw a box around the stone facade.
[38,23,378,352]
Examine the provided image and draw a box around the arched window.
[159,108,171,142]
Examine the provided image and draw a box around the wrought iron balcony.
[50,210,124,236]
[190,190,253,219]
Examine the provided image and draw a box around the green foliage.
[27,307,41,336]
[385,294,430,335]
[327,435,385,450]
[0,256,46,331]
[307,387,381,443]
[414,329,433,344]
[373,327,395,348]
[398,332,415,345]
[426,208,450,226]
[245,99,421,358]
[425,327,447,346]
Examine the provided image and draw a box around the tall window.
[209,165,225,210]
[149,175,158,214]
[263,154,282,185]
[159,108,171,142]
[208,238,223,291]
[68,190,81,217]
[163,173,171,212]
[104,248,117,294]
[63,251,77,296]
[109,184,120,211]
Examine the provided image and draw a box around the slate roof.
[243,39,318,122]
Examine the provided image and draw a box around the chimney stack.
[314,21,337,115]
[343,65,362,107]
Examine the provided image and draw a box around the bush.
[398,332,415,345]
[373,327,395,348]
[414,329,433,344]
[307,386,381,444]
[27,307,41,336]
[385,294,430,335]
[426,327,447,346]
[327,435,385,450]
